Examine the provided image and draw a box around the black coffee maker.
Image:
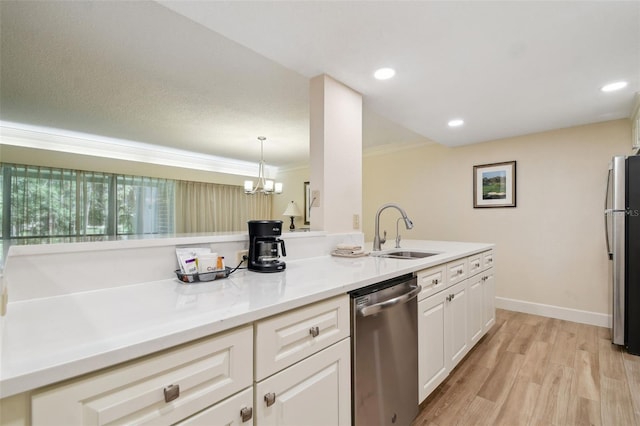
[248,220,286,272]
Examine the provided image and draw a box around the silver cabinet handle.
[163,384,180,403]
[358,285,422,317]
[240,407,253,422]
[309,326,320,337]
[264,392,276,407]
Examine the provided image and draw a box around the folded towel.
[336,244,362,251]
[334,248,365,255]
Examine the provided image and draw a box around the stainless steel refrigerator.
[605,155,640,354]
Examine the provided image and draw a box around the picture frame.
[304,181,311,225]
[473,161,516,208]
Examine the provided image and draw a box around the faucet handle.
[381,230,387,245]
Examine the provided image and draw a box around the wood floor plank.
[623,351,640,418]
[573,349,600,401]
[529,363,573,426]
[507,323,537,355]
[599,337,626,380]
[477,351,525,403]
[565,395,602,426]
[600,376,638,426]
[535,316,560,344]
[473,330,515,369]
[576,322,599,354]
[550,329,577,368]
[413,362,492,426]
[454,396,496,426]
[518,340,551,385]
[491,377,540,426]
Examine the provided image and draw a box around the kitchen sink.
[378,250,439,259]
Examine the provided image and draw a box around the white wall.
[363,119,632,318]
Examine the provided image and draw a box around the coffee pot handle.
[278,239,286,257]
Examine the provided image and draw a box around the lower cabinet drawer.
[255,295,350,381]
[31,325,253,426]
[417,265,446,301]
[177,387,253,426]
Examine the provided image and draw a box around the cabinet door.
[467,274,484,346]
[483,268,496,331]
[255,338,351,426]
[418,291,449,403]
[177,388,253,426]
[447,281,468,367]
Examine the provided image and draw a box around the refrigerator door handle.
[605,168,613,259]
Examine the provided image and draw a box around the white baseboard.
[495,297,611,328]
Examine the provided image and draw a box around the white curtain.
[175,181,272,233]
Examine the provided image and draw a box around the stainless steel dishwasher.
[350,274,421,426]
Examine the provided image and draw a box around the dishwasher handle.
[358,284,422,317]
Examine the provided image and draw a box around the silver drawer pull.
[432,278,439,285]
[163,384,180,403]
[240,407,253,422]
[309,326,320,337]
[264,392,276,407]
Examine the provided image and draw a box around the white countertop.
[0,240,492,398]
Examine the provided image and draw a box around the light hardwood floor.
[412,309,640,426]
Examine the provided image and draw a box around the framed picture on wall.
[304,181,311,225]
[473,161,517,208]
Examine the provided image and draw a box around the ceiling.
[1,1,639,169]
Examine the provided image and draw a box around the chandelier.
[244,136,283,195]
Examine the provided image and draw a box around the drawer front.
[483,250,494,269]
[417,265,446,301]
[467,253,483,277]
[255,295,350,381]
[178,387,253,426]
[32,326,253,426]
[446,258,469,285]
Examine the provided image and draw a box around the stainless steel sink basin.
[378,250,439,259]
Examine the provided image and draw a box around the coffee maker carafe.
[248,220,286,272]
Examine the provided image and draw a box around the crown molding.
[0,121,278,178]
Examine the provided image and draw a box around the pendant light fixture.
[244,136,283,195]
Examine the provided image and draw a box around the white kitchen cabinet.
[446,257,469,285]
[417,280,467,403]
[467,273,485,346]
[447,281,468,366]
[417,250,495,404]
[483,268,496,331]
[416,264,446,300]
[31,326,253,426]
[177,387,253,425]
[255,338,351,426]
[255,295,351,426]
[417,289,448,402]
[482,250,494,270]
[255,295,350,382]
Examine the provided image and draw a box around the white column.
[309,75,362,233]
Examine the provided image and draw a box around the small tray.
[175,267,231,283]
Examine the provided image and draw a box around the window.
[1,164,175,264]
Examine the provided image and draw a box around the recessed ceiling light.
[374,68,395,80]
[601,81,628,92]
[448,119,464,127]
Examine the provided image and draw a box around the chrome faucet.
[373,203,414,251]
